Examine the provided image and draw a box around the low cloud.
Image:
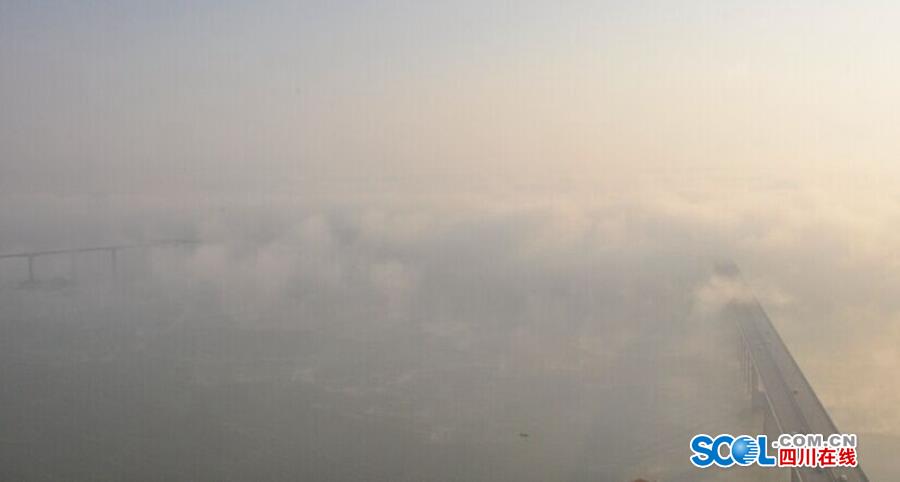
[2,179,899,479]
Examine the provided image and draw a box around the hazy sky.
[3,1,900,198]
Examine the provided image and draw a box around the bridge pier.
[745,345,752,394]
[743,344,767,409]
[750,367,768,410]
[27,255,35,283]
[763,408,778,439]
[109,248,118,279]
[69,252,77,281]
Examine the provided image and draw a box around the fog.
[3,1,900,481]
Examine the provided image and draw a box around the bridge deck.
[723,265,868,482]
[0,239,199,260]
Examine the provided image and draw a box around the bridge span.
[0,239,199,284]
[718,262,869,482]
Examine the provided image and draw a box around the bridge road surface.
[722,266,868,482]
[0,239,199,260]
[0,239,199,283]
